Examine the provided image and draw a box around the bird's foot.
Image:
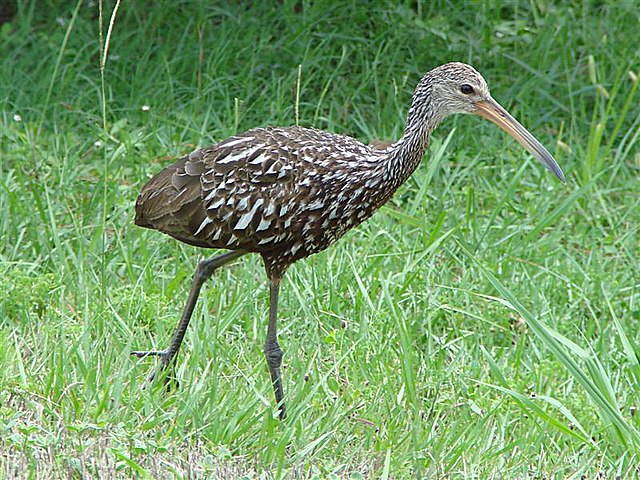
[130,349,179,391]
[277,402,287,421]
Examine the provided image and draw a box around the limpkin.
[132,62,565,419]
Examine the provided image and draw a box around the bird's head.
[427,62,491,115]
[416,62,565,182]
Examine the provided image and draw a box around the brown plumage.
[132,62,565,419]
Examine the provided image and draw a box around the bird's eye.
[460,84,474,95]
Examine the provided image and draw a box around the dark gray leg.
[132,250,246,385]
[264,277,286,419]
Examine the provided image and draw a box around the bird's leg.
[264,276,286,419]
[132,250,246,387]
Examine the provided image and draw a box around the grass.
[1,0,640,477]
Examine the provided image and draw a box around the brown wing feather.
[135,156,213,248]
[368,139,394,150]
[191,129,299,251]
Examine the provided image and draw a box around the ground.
[1,1,639,478]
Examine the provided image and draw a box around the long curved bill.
[475,97,566,183]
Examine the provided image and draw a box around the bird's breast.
[275,172,390,259]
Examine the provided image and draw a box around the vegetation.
[1,1,639,477]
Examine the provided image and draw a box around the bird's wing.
[136,126,375,252]
[192,128,303,251]
[368,139,394,150]
[135,154,216,248]
[136,128,307,251]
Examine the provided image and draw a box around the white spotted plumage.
[137,124,415,270]
[135,62,539,278]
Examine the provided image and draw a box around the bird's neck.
[353,81,445,214]
[379,94,443,191]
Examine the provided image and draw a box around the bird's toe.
[131,349,179,391]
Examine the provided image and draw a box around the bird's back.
[135,126,389,261]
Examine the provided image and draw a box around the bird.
[131,62,565,420]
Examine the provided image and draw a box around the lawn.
[1,1,639,478]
